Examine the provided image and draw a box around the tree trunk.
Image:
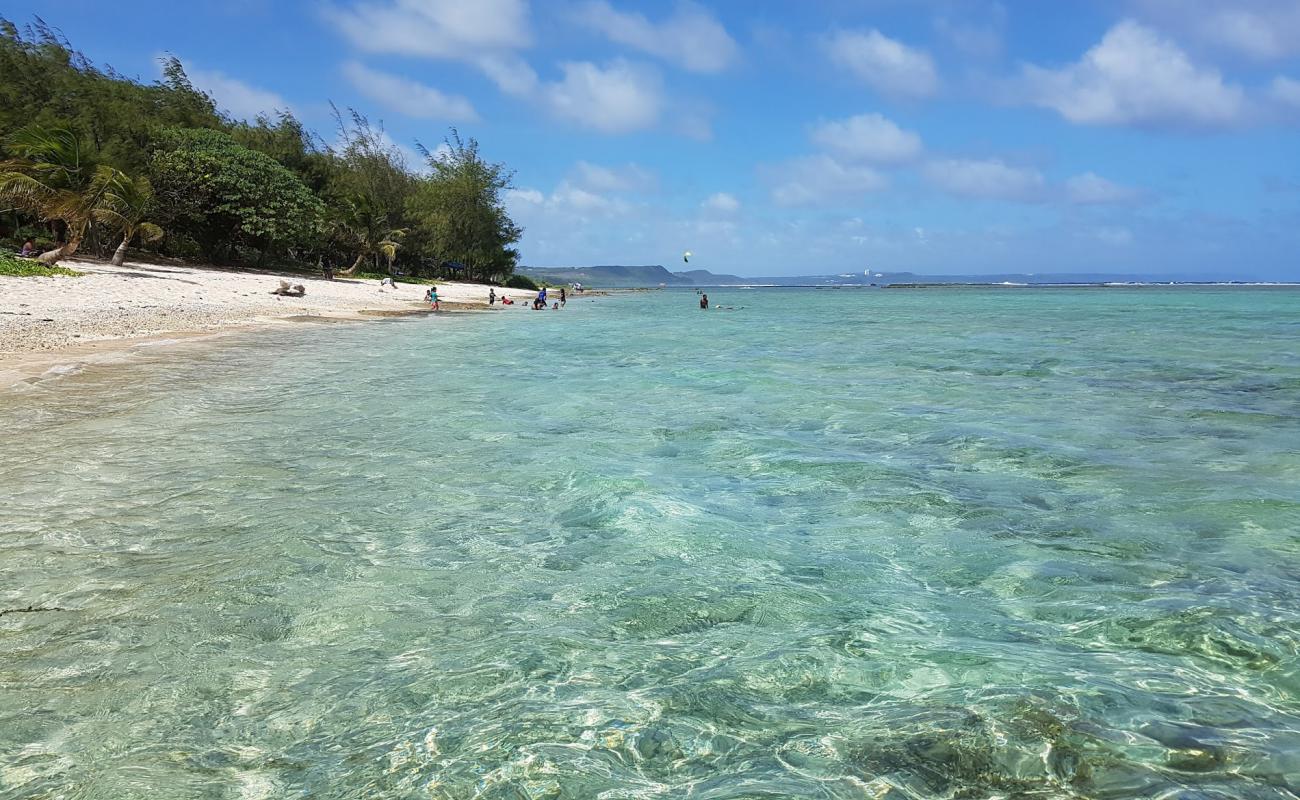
[37,236,82,266]
[110,232,131,266]
[337,251,366,276]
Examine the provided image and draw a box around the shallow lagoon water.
[2,287,1299,798]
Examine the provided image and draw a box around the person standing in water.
[700,293,709,310]
[489,288,496,305]
[560,287,566,306]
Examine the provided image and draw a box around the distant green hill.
[521,265,748,288]
[675,268,748,284]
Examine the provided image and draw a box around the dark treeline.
[0,18,522,282]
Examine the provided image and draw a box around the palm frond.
[0,171,59,213]
[6,125,82,175]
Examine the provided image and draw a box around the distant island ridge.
[520,264,1282,289]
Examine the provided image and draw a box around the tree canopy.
[0,17,523,278]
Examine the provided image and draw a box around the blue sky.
[8,0,1300,278]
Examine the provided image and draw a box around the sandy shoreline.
[0,256,518,387]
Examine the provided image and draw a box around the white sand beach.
[0,257,516,385]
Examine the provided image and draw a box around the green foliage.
[503,273,539,291]
[0,250,80,276]
[149,128,324,262]
[325,110,417,275]
[406,129,522,283]
[0,17,522,279]
[96,170,162,264]
[0,124,132,263]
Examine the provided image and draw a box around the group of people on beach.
[486,285,567,310]
[396,281,581,314]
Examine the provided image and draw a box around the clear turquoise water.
[2,287,1300,799]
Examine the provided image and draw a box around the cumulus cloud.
[1132,0,1300,61]
[543,59,664,134]
[324,0,530,58]
[1018,20,1248,129]
[702,192,740,212]
[342,61,478,121]
[826,29,939,98]
[767,155,889,207]
[572,161,657,193]
[549,181,625,213]
[1271,76,1300,109]
[810,113,923,164]
[507,161,660,221]
[476,53,541,96]
[506,187,545,205]
[576,1,739,73]
[923,158,1046,201]
[508,181,633,219]
[175,59,289,120]
[1065,172,1144,204]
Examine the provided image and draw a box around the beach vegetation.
[503,273,540,291]
[0,125,130,265]
[96,170,163,266]
[0,250,81,276]
[149,128,324,264]
[0,19,523,282]
[406,130,522,284]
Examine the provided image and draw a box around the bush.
[0,251,81,277]
[503,273,539,291]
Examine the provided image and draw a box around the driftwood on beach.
[271,280,306,297]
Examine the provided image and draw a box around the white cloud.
[476,54,540,96]
[572,161,657,193]
[177,60,289,120]
[549,181,622,212]
[767,155,889,207]
[702,192,740,212]
[1271,76,1300,108]
[324,0,530,59]
[576,1,739,73]
[810,113,923,164]
[342,61,478,121]
[506,187,545,205]
[826,29,939,98]
[1065,172,1143,204]
[1133,0,1300,61]
[507,180,634,220]
[543,60,664,134]
[1019,20,1248,129]
[923,158,1046,201]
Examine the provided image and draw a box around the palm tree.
[97,172,164,266]
[333,194,390,276]
[0,126,117,266]
[377,228,407,274]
